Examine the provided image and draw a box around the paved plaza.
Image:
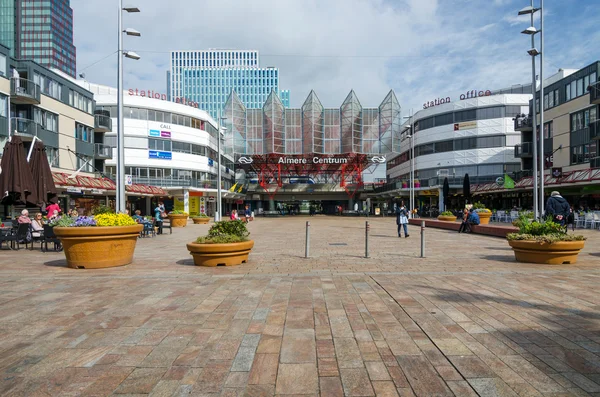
[0,216,599,396]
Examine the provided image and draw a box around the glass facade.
[223,89,402,156]
[0,0,76,76]
[170,50,289,119]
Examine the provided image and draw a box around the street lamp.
[402,110,415,217]
[519,0,544,219]
[215,112,227,222]
[116,1,140,213]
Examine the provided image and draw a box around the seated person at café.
[17,209,32,224]
[31,213,45,238]
[133,210,144,223]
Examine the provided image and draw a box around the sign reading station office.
[423,90,493,109]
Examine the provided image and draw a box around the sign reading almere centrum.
[236,154,387,165]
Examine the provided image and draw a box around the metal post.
[420,220,425,258]
[410,128,415,217]
[365,221,370,258]
[529,0,539,220]
[305,221,310,258]
[216,112,222,222]
[539,0,545,217]
[116,0,125,213]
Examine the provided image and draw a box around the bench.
[408,218,518,238]
[261,211,280,217]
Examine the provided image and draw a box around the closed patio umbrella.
[463,173,471,205]
[28,140,57,205]
[0,136,37,206]
[442,177,449,211]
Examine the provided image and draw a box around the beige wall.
[0,76,9,96]
[38,94,94,174]
[538,94,592,172]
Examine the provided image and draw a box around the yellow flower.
[94,213,137,227]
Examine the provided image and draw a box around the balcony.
[589,81,600,105]
[514,116,533,132]
[11,117,42,140]
[514,142,534,158]
[591,120,600,140]
[94,143,113,159]
[10,77,41,105]
[591,157,600,169]
[94,114,112,132]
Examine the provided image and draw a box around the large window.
[0,94,6,118]
[148,138,171,152]
[77,154,94,173]
[544,121,553,139]
[33,108,58,132]
[571,143,597,165]
[0,53,6,77]
[33,72,62,101]
[69,89,93,114]
[571,107,597,132]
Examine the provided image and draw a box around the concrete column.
[438,188,444,212]
[348,198,354,211]
[269,199,275,211]
[184,189,190,214]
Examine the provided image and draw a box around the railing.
[589,81,600,105]
[10,77,41,104]
[591,120,600,140]
[94,114,112,132]
[131,177,219,189]
[11,117,43,139]
[514,116,533,131]
[94,143,113,159]
[514,142,534,158]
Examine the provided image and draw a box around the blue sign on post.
[149,150,172,160]
[208,158,214,167]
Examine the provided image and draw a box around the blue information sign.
[149,150,172,160]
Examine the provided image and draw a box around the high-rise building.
[0,0,76,77]
[168,49,289,119]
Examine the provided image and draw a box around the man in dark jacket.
[545,191,570,225]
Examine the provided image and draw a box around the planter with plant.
[507,217,586,264]
[473,202,492,224]
[168,210,189,227]
[437,211,457,222]
[512,211,534,227]
[192,213,210,224]
[186,220,254,266]
[52,213,143,269]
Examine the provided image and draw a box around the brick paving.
[0,216,599,396]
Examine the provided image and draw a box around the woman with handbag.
[396,201,410,238]
[154,202,165,235]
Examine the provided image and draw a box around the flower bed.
[51,213,143,269]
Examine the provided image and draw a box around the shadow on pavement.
[481,255,516,262]
[43,259,68,267]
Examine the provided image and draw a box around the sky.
[72,0,600,114]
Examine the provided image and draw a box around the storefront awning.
[52,172,166,196]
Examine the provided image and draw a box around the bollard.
[420,220,425,258]
[305,221,310,258]
[365,221,370,258]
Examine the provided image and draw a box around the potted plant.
[186,219,254,266]
[473,202,492,224]
[168,210,189,227]
[512,211,534,227]
[414,179,421,188]
[52,213,143,269]
[507,218,586,264]
[437,211,457,222]
[192,213,210,224]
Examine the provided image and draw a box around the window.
[571,143,597,165]
[172,141,191,153]
[69,89,93,114]
[543,94,548,110]
[571,107,596,131]
[477,136,504,148]
[33,108,58,132]
[75,123,93,142]
[0,95,6,118]
[46,147,59,167]
[0,54,6,77]
[434,113,453,126]
[434,140,453,153]
[76,155,94,173]
[148,138,171,151]
[554,89,559,107]
[566,83,571,101]
[544,122,552,139]
[548,91,554,108]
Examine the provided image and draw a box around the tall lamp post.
[403,110,415,217]
[116,2,141,213]
[519,1,544,218]
[215,112,227,222]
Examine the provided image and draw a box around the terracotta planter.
[192,217,210,224]
[478,212,492,224]
[186,240,254,267]
[437,215,457,222]
[54,225,143,269]
[169,214,189,227]
[508,239,586,264]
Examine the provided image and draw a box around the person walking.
[154,202,165,235]
[545,191,570,226]
[396,201,410,238]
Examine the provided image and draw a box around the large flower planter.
[169,214,189,227]
[186,240,254,267]
[437,215,457,222]
[478,212,492,224]
[54,224,144,269]
[508,240,586,264]
[192,217,210,224]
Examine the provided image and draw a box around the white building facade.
[384,93,532,210]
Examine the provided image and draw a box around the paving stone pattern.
[0,216,599,396]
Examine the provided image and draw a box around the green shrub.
[472,202,486,210]
[92,204,114,215]
[440,211,455,216]
[192,213,209,218]
[169,210,188,215]
[517,218,564,235]
[507,233,586,243]
[196,219,250,244]
[195,235,247,244]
